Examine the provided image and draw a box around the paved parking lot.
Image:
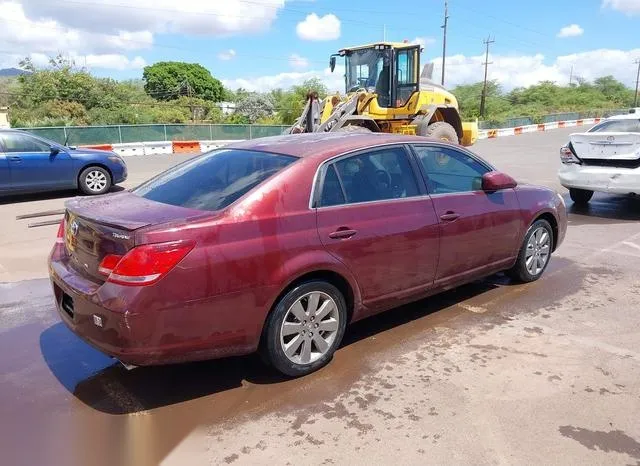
[1,128,640,466]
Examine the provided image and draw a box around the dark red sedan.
[49,133,567,376]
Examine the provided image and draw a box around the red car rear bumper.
[49,255,273,366]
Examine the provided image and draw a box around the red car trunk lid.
[63,191,210,283]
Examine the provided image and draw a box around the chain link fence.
[15,124,290,146]
[478,108,630,129]
[17,109,634,144]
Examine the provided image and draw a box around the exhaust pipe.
[119,361,138,371]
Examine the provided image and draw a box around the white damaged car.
[558,111,640,205]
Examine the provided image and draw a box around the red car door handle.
[329,228,357,239]
[440,212,460,221]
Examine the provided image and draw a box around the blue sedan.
[0,129,127,196]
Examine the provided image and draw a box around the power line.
[480,35,495,118]
[24,0,387,31]
[459,5,547,38]
[0,1,542,62]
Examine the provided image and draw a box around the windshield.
[587,119,640,133]
[133,149,297,212]
[345,48,392,95]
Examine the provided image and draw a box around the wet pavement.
[1,129,640,465]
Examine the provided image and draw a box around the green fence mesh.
[478,108,628,129]
[17,111,628,145]
[17,124,291,145]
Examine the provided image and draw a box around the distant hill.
[0,68,30,77]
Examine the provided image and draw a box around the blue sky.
[1,0,639,91]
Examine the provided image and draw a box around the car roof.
[225,132,446,160]
[605,112,640,121]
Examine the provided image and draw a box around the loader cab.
[334,42,421,108]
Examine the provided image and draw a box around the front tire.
[507,219,554,283]
[569,188,593,205]
[79,166,111,195]
[336,124,372,133]
[261,281,348,377]
[417,121,459,143]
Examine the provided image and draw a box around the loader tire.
[336,125,372,133]
[418,121,459,143]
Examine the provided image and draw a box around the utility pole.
[634,59,640,107]
[479,36,494,118]
[569,65,574,86]
[441,0,449,85]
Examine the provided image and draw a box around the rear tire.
[336,125,372,133]
[261,280,348,377]
[569,188,593,205]
[507,219,554,283]
[79,166,111,195]
[418,121,459,143]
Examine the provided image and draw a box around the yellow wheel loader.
[286,41,477,146]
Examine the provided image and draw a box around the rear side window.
[134,149,297,211]
[589,119,640,133]
[319,165,346,207]
[1,133,51,153]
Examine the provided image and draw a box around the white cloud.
[0,1,150,69]
[557,24,584,38]
[0,52,146,70]
[412,37,436,48]
[19,0,286,36]
[84,54,147,70]
[430,48,640,90]
[0,0,288,70]
[218,49,236,60]
[223,48,640,93]
[104,31,154,51]
[289,53,309,69]
[602,0,640,15]
[296,13,340,41]
[223,65,345,92]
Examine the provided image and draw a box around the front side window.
[1,134,51,153]
[414,146,490,194]
[134,149,297,211]
[588,119,640,133]
[329,147,419,204]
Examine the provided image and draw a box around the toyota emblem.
[606,135,615,142]
[70,220,79,236]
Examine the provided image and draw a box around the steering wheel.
[375,169,392,189]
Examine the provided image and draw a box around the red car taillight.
[50,219,66,260]
[55,219,65,243]
[560,145,581,164]
[98,240,195,286]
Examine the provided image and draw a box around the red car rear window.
[133,149,297,211]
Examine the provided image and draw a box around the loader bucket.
[461,120,478,146]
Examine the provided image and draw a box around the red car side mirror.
[482,171,517,191]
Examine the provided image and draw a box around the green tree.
[142,62,223,102]
[277,78,329,125]
[593,76,633,104]
[235,93,275,123]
